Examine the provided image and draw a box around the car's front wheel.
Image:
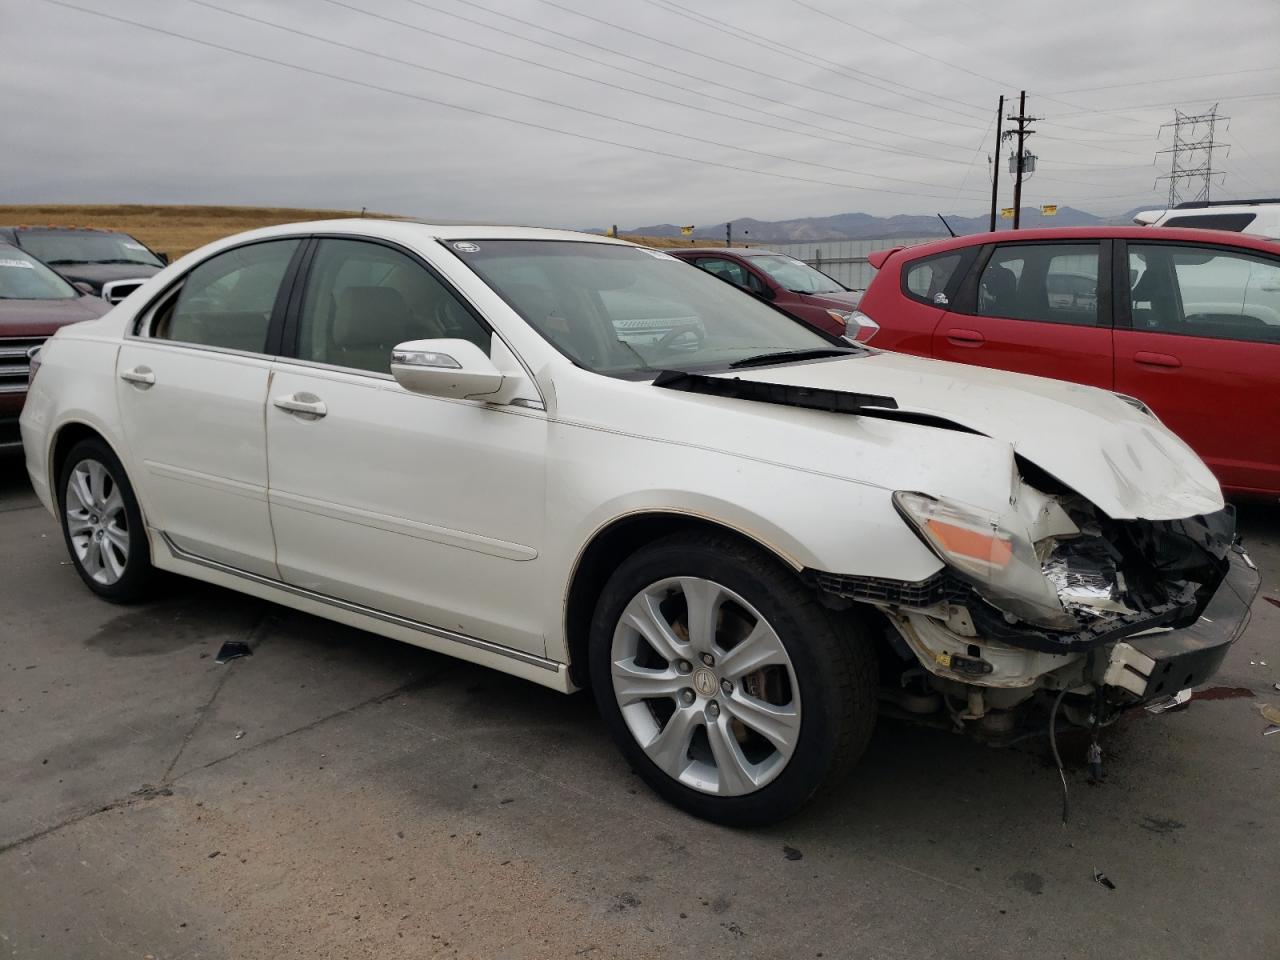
[589,532,876,826]
[58,437,155,602]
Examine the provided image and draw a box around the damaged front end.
[808,470,1259,740]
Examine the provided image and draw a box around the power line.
[35,0,981,201]
[527,0,985,142]
[1043,66,1280,96]
[182,0,988,194]
[392,0,974,165]
[1051,90,1280,119]
[446,0,982,161]
[639,0,992,123]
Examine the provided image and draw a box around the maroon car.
[667,247,867,337]
[0,243,110,450]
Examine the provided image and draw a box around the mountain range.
[596,206,1152,243]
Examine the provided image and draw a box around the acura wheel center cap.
[692,667,718,698]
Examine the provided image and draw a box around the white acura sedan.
[21,220,1257,825]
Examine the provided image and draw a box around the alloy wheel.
[64,458,130,586]
[610,577,801,796]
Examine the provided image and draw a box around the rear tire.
[57,437,155,602]
[589,531,876,827]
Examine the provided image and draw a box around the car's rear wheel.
[589,532,876,826]
[58,437,154,602]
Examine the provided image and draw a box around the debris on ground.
[783,845,803,861]
[1146,688,1192,714]
[1093,870,1116,890]
[215,640,252,664]
[1258,704,1280,725]
[234,729,245,740]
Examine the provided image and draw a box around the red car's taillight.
[830,309,879,343]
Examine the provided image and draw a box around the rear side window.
[1162,213,1257,232]
[294,238,490,375]
[902,252,962,305]
[152,239,300,353]
[1128,243,1280,343]
[975,243,1099,326]
[694,257,763,293]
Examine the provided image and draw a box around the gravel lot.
[2,452,1278,959]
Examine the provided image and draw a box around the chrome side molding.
[159,532,559,672]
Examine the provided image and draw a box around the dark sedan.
[0,225,165,301]
[0,243,110,448]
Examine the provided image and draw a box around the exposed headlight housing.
[893,490,1075,629]
[831,309,879,343]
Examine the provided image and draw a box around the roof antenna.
[936,213,957,237]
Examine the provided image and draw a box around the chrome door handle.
[273,392,327,419]
[120,366,155,387]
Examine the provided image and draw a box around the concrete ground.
[2,452,1278,960]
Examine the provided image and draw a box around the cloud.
[6,0,1277,227]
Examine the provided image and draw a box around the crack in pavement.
[0,666,447,857]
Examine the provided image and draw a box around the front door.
[932,241,1114,388]
[265,237,549,656]
[1115,240,1280,494]
[115,237,303,576]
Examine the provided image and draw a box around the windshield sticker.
[0,258,34,269]
[453,241,480,253]
[638,248,680,261]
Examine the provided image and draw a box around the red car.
[856,226,1280,497]
[667,247,865,337]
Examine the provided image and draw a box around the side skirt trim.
[159,531,559,673]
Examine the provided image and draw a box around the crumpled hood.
[720,350,1224,521]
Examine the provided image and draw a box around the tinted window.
[1128,243,1280,343]
[17,231,162,267]
[1162,213,1257,232]
[296,239,490,374]
[0,246,77,300]
[903,252,962,305]
[694,257,762,292]
[153,239,299,352]
[457,241,842,376]
[976,243,1099,326]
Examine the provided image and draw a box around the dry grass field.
[0,204,706,258]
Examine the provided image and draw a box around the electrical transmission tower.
[1157,104,1229,206]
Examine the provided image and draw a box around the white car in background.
[21,220,1257,825]
[1134,198,1280,237]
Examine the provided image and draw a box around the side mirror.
[156,252,170,265]
[754,285,776,300]
[390,339,504,400]
[101,279,145,304]
[72,281,94,296]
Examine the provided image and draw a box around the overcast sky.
[3,0,1277,228]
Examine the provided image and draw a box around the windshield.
[0,246,77,300]
[453,240,849,377]
[16,231,162,267]
[746,254,845,294]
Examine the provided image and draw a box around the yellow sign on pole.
[1040,204,1058,216]
[1000,207,1015,220]
[680,225,695,236]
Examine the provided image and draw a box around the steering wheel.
[655,324,703,353]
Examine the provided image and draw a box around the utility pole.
[725,222,732,247]
[988,94,1004,232]
[1004,90,1039,230]
[1157,104,1228,206]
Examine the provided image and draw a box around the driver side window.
[295,239,491,375]
[695,257,762,293]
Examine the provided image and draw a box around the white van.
[1134,198,1280,237]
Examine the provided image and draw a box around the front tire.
[589,532,876,827]
[57,437,155,602]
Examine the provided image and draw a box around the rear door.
[931,241,1114,388]
[865,248,972,354]
[1114,240,1280,494]
[116,237,305,576]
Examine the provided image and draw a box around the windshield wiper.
[729,347,857,369]
[42,259,81,265]
[91,259,150,265]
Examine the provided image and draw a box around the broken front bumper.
[1102,545,1259,702]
